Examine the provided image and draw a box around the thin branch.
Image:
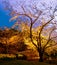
[32,11,42,24]
[51,36,57,39]
[28,5,41,18]
[43,27,55,50]
[45,42,57,49]
[38,18,53,47]
[21,6,26,14]
[28,8,40,18]
[39,18,53,36]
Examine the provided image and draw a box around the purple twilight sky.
[0,0,57,28]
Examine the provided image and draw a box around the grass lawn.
[0,60,52,65]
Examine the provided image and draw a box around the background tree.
[0,28,28,54]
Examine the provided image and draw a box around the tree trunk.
[39,52,43,62]
[16,54,19,59]
[6,41,8,54]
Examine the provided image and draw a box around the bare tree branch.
[21,6,26,14]
[51,36,57,39]
[37,18,53,46]
[32,11,42,24]
[43,27,56,50]
[30,19,38,48]
[45,42,57,49]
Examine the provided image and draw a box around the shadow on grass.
[0,58,52,65]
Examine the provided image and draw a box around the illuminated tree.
[4,1,57,62]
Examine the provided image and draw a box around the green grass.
[0,60,52,65]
